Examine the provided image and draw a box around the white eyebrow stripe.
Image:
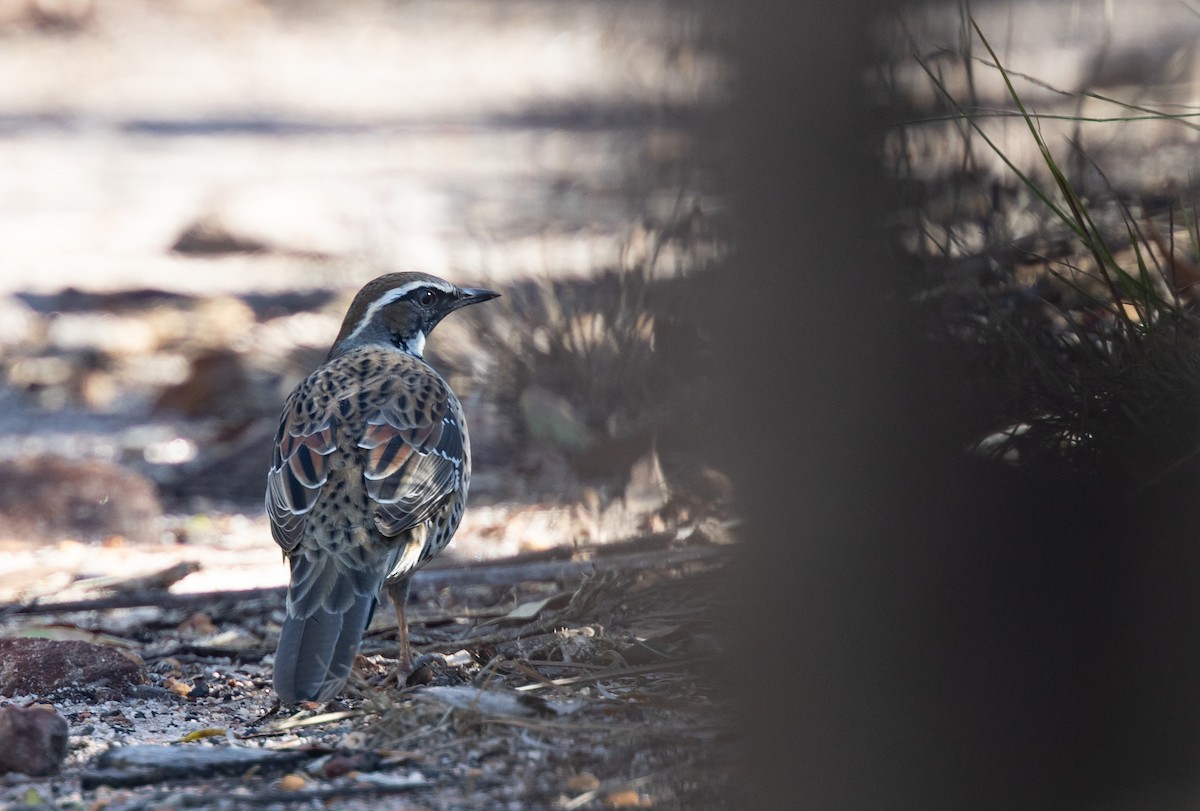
[343,278,455,344]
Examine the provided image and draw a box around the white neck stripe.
[407,330,427,357]
[343,279,454,344]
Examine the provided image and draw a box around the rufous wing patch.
[364,432,416,481]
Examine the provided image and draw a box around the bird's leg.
[385,577,412,672]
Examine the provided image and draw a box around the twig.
[418,545,728,591]
[514,655,718,692]
[445,529,674,567]
[2,545,730,617]
[143,644,274,664]
[104,781,440,810]
[0,587,283,617]
[76,561,202,593]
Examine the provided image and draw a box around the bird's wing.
[357,362,466,537]
[265,350,465,550]
[265,376,338,554]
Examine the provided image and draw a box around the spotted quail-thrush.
[267,272,499,703]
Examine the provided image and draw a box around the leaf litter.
[0,544,734,810]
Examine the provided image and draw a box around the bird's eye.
[416,289,437,307]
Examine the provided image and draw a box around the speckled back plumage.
[267,272,497,703]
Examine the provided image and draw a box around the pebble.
[0,705,69,776]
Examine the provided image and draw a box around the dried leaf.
[164,677,193,698]
[484,592,571,625]
[629,623,682,642]
[566,772,601,791]
[177,612,217,635]
[423,648,474,668]
[176,727,227,743]
[278,773,307,791]
[604,789,652,808]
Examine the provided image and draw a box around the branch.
[1,543,731,617]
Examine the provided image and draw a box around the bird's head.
[328,272,500,359]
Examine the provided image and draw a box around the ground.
[0,1,732,808]
[1,549,731,809]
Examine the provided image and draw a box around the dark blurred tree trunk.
[705,1,1200,808]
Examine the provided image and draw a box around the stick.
[513,655,718,692]
[1,545,730,617]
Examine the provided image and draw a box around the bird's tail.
[272,554,381,703]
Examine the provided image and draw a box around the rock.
[0,0,94,32]
[0,456,163,543]
[0,638,148,697]
[171,189,349,259]
[170,214,269,256]
[0,705,69,776]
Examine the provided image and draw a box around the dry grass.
[890,12,1200,487]
[464,210,724,502]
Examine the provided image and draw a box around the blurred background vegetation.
[0,0,732,591]
[885,0,1200,483]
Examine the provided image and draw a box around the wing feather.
[266,388,337,551]
[266,348,466,553]
[360,386,464,538]
[363,431,415,481]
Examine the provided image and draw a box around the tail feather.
[287,553,378,616]
[273,593,375,702]
[273,557,381,703]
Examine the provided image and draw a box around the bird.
[266,271,499,703]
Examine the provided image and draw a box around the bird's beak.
[452,287,501,310]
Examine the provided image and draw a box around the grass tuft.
[897,14,1200,487]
